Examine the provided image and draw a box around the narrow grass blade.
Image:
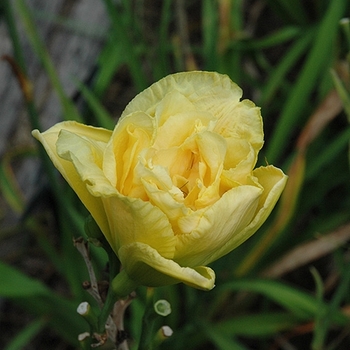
[200,321,249,350]
[202,0,219,71]
[103,0,148,92]
[74,78,114,130]
[93,31,125,98]
[214,312,300,337]
[310,267,327,350]
[244,26,301,50]
[0,261,49,298]
[4,318,47,350]
[0,152,26,213]
[0,261,86,345]
[259,28,314,106]
[306,126,350,179]
[220,279,349,325]
[266,0,347,164]
[268,0,308,25]
[155,0,172,79]
[313,259,350,350]
[15,0,82,122]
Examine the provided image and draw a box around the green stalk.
[97,245,120,333]
[103,0,148,92]
[156,0,172,78]
[202,0,219,71]
[138,288,157,350]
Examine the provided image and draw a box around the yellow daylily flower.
[32,71,287,294]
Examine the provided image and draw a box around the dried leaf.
[261,223,350,278]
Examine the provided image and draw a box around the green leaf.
[219,279,349,325]
[215,312,300,337]
[0,261,50,298]
[0,261,86,345]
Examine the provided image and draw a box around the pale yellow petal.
[103,111,155,194]
[221,143,257,186]
[223,139,251,170]
[134,156,175,192]
[195,131,226,186]
[150,147,193,181]
[101,195,176,259]
[195,177,221,209]
[154,110,214,149]
[175,185,263,266]
[140,177,190,235]
[200,165,288,265]
[118,242,215,290]
[122,71,242,120]
[32,122,113,237]
[33,121,112,144]
[252,165,288,213]
[56,130,117,197]
[154,90,197,126]
[214,99,263,154]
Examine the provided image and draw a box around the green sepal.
[111,270,139,299]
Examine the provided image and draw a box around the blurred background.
[0,0,350,349]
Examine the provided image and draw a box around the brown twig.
[74,237,104,308]
[112,292,136,350]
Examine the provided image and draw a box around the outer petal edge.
[32,123,113,237]
[200,165,288,265]
[118,242,215,290]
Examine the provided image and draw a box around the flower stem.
[138,288,157,350]
[97,247,120,333]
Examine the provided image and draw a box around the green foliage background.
[0,0,350,349]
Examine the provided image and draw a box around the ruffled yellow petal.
[199,165,288,265]
[103,111,155,195]
[195,131,226,186]
[101,195,176,260]
[56,130,117,197]
[154,90,197,126]
[122,71,242,120]
[214,99,263,180]
[252,165,288,210]
[141,178,189,222]
[220,143,257,187]
[174,185,263,266]
[153,110,214,149]
[118,242,215,290]
[150,147,192,182]
[214,99,263,158]
[32,122,113,237]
